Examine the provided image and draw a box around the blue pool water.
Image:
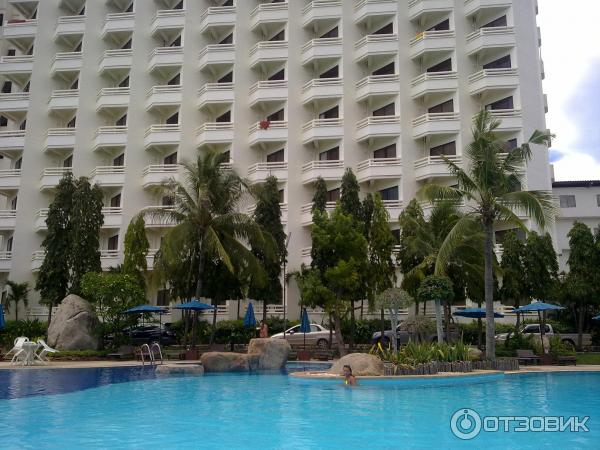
[0,366,598,449]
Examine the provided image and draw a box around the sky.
[537,0,600,181]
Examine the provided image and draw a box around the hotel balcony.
[465,27,516,56]
[200,6,236,34]
[354,0,397,25]
[301,78,343,106]
[150,10,186,38]
[101,207,123,229]
[249,41,288,70]
[39,167,72,191]
[48,89,79,114]
[250,2,288,33]
[302,1,342,28]
[247,162,288,184]
[195,123,234,148]
[464,0,512,17]
[90,166,125,187]
[407,0,454,21]
[412,112,460,139]
[0,210,17,230]
[199,44,235,71]
[356,74,400,102]
[301,247,312,265]
[414,155,462,181]
[31,251,44,271]
[410,71,458,99]
[301,38,343,66]
[248,121,288,147]
[0,169,21,191]
[54,15,85,45]
[383,200,403,220]
[2,19,37,51]
[8,0,38,17]
[96,87,130,112]
[100,13,135,39]
[249,80,287,108]
[34,209,48,232]
[148,47,183,74]
[142,164,179,188]
[356,158,402,183]
[145,85,182,112]
[99,49,132,75]
[300,201,336,226]
[301,118,344,145]
[142,206,177,229]
[51,52,83,76]
[409,30,455,59]
[487,109,523,132]
[468,68,519,96]
[0,56,33,85]
[45,128,76,153]
[354,35,398,65]
[198,83,234,110]
[0,251,13,272]
[146,249,158,270]
[93,126,127,151]
[355,116,401,143]
[0,130,25,153]
[101,250,122,270]
[0,93,30,119]
[301,160,344,185]
[144,124,181,150]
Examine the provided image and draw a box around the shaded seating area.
[517,349,540,365]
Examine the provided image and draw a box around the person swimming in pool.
[343,365,357,386]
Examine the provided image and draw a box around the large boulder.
[468,347,483,361]
[201,352,259,372]
[328,353,384,376]
[248,338,291,370]
[47,295,100,350]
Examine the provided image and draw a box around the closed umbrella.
[300,308,310,349]
[454,308,504,350]
[243,303,257,328]
[515,301,565,354]
[122,304,168,345]
[0,304,5,331]
[173,300,215,347]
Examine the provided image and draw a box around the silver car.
[271,323,337,348]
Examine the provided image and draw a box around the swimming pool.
[0,366,598,449]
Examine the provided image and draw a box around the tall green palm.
[148,151,271,343]
[421,110,555,359]
[4,281,30,321]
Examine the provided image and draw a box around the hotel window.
[219,33,233,45]
[14,157,22,170]
[373,23,393,35]
[319,105,339,119]
[218,71,233,83]
[486,96,513,110]
[174,0,184,10]
[216,110,231,123]
[372,62,394,76]
[482,15,507,29]
[67,116,76,128]
[110,193,121,208]
[113,153,124,166]
[118,76,129,88]
[74,41,82,52]
[428,99,454,114]
[373,143,396,159]
[430,141,456,156]
[379,186,399,201]
[116,114,127,126]
[164,152,178,165]
[427,58,452,73]
[121,38,132,50]
[559,195,576,208]
[373,102,395,117]
[168,73,180,85]
[278,189,284,203]
[10,196,17,210]
[63,155,73,168]
[268,68,285,81]
[319,146,339,161]
[320,26,338,39]
[427,19,450,32]
[19,119,26,130]
[6,237,13,252]
[326,188,340,202]
[107,235,119,251]
[269,29,285,42]
[483,55,511,70]
[504,138,518,152]
[0,116,7,127]
[319,65,339,79]
[267,108,284,122]
[162,195,174,206]
[267,149,284,162]
[166,112,179,124]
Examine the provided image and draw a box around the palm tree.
[147,150,272,344]
[4,281,30,321]
[421,110,555,359]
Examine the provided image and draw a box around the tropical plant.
[147,150,270,345]
[123,215,150,290]
[374,288,413,351]
[3,281,30,321]
[420,110,555,359]
[417,275,454,343]
[523,231,559,302]
[499,230,527,331]
[312,176,327,213]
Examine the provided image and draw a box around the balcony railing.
[199,44,235,69]
[301,160,344,184]
[302,0,342,27]
[0,130,25,150]
[354,34,398,62]
[410,70,458,99]
[249,41,288,68]
[467,68,519,95]
[356,157,402,182]
[301,78,343,104]
[466,26,515,55]
[250,1,288,31]
[355,74,400,101]
[301,118,344,144]
[199,6,236,33]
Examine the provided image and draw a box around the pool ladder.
[140,342,163,366]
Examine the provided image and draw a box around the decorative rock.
[468,347,483,361]
[47,295,100,350]
[155,364,204,376]
[247,338,291,370]
[200,352,252,372]
[328,353,385,376]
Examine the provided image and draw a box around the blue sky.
[538,0,600,180]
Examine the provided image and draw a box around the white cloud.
[552,151,600,181]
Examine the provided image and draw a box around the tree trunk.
[47,304,53,329]
[329,314,333,349]
[263,299,268,324]
[538,310,546,354]
[210,306,218,346]
[515,298,521,335]
[444,301,451,343]
[434,299,443,343]
[334,305,346,357]
[360,299,364,320]
[477,318,482,350]
[577,305,585,350]
[380,308,385,347]
[349,300,355,351]
[15,301,18,322]
[390,310,398,353]
[483,220,496,360]
[422,301,426,315]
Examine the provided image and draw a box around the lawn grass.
[576,353,600,365]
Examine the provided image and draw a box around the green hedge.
[0,320,48,351]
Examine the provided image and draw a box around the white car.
[271,323,337,348]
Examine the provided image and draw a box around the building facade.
[0,0,551,319]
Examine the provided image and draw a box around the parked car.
[106,324,178,346]
[372,321,460,346]
[271,324,337,348]
[495,324,591,349]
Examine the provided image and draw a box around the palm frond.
[435,214,479,276]
[498,190,557,229]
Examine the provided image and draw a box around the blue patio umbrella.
[515,301,565,353]
[453,308,504,319]
[122,304,168,344]
[173,300,215,347]
[243,303,257,328]
[300,308,310,349]
[0,304,5,331]
[593,314,600,321]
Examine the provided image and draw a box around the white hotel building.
[0,0,552,319]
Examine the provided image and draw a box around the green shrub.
[370,340,472,367]
[342,318,391,344]
[549,335,576,358]
[48,350,112,359]
[495,333,537,357]
[0,320,48,350]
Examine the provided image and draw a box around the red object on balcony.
[259,120,271,130]
[7,19,27,24]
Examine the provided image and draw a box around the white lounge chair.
[36,339,58,362]
[6,336,29,364]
